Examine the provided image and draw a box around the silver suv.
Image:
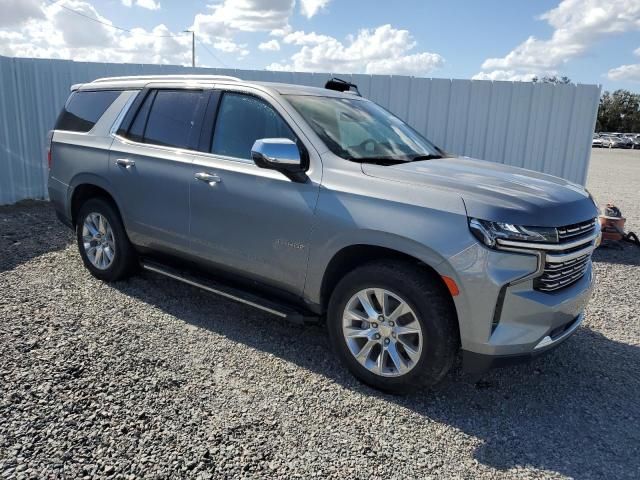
[48,75,600,392]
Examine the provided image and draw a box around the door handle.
[115,158,135,168]
[195,172,221,185]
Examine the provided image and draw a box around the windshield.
[285,94,444,163]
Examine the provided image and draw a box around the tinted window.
[127,91,155,143]
[143,90,207,149]
[212,93,296,160]
[55,90,120,132]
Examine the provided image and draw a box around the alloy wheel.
[82,212,116,270]
[342,288,423,377]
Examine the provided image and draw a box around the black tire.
[327,261,458,393]
[76,197,137,282]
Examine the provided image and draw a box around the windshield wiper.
[352,155,443,165]
[409,154,443,161]
[346,157,408,166]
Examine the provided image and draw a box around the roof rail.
[91,74,241,83]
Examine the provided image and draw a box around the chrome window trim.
[109,90,140,136]
[110,134,292,183]
[112,132,273,168]
[111,133,199,157]
[109,85,316,171]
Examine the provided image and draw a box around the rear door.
[188,88,322,295]
[109,88,209,254]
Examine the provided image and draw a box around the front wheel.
[327,261,458,393]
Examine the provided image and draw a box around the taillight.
[46,130,53,170]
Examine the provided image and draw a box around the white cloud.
[213,38,249,57]
[0,30,24,40]
[136,0,160,10]
[193,0,294,41]
[122,0,160,9]
[607,63,640,81]
[0,0,45,27]
[607,46,640,82]
[365,52,445,76]
[267,24,443,76]
[191,0,295,56]
[0,0,258,64]
[52,0,115,48]
[270,25,293,37]
[476,0,640,80]
[0,0,191,65]
[299,0,330,19]
[258,39,281,51]
[282,30,332,45]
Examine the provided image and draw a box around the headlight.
[468,218,558,248]
[585,188,599,210]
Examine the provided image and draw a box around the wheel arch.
[318,244,460,332]
[67,174,122,226]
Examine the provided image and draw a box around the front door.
[189,90,321,295]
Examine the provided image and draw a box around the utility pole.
[183,30,195,67]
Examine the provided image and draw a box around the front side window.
[55,90,120,133]
[212,93,297,160]
[285,94,443,164]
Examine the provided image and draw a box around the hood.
[361,156,598,226]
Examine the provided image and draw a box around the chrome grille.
[557,219,596,242]
[534,254,590,292]
[495,218,597,294]
[534,219,597,292]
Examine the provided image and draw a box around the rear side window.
[212,93,296,160]
[134,90,207,150]
[55,90,120,132]
[127,91,155,143]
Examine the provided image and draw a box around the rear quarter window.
[55,90,120,133]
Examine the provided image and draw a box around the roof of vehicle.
[73,74,363,100]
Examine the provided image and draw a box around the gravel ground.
[1,150,639,479]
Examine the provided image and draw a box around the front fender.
[304,228,474,306]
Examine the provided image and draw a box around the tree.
[596,90,640,133]
[532,75,572,84]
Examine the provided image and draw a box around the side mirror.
[251,138,307,182]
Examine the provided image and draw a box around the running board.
[141,260,318,325]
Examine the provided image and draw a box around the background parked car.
[619,136,634,149]
[592,134,603,148]
[623,134,640,149]
[600,135,626,148]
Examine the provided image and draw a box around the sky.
[1,0,639,92]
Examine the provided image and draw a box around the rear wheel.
[327,261,458,393]
[76,198,137,281]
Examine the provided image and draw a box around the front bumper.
[443,238,595,372]
[462,312,584,374]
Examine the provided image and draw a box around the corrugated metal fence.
[0,55,601,205]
